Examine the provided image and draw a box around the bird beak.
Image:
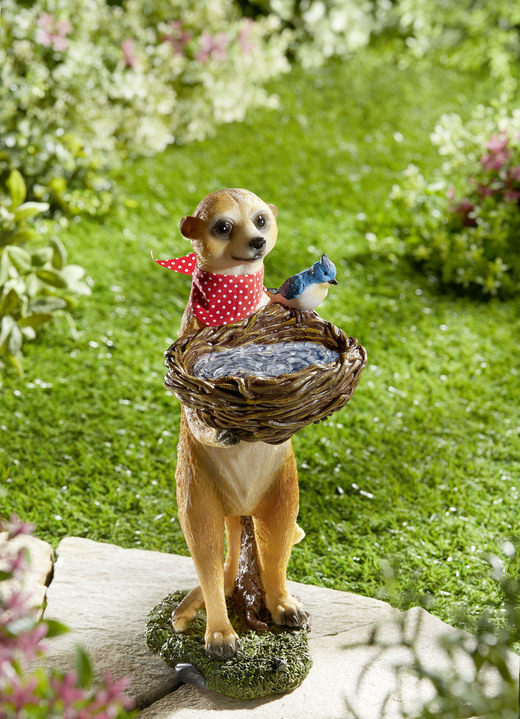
[329,278,338,285]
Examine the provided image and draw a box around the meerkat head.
[178,188,278,275]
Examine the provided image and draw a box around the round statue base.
[145,590,312,700]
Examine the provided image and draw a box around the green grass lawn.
[2,44,519,632]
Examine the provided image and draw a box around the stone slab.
[42,537,519,719]
[43,537,395,709]
[0,532,54,613]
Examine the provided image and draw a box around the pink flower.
[5,676,40,711]
[212,33,230,61]
[196,32,230,63]
[50,671,87,706]
[162,20,192,55]
[6,548,30,580]
[481,133,511,172]
[88,673,134,712]
[237,18,255,54]
[477,184,494,198]
[121,38,137,68]
[36,27,54,47]
[55,20,72,36]
[35,12,71,52]
[2,514,34,539]
[486,133,509,153]
[37,12,54,30]
[451,198,477,227]
[508,166,520,182]
[0,587,33,624]
[505,189,520,203]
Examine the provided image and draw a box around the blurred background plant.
[383,0,520,81]
[0,170,91,375]
[386,94,520,297]
[241,0,384,68]
[345,546,520,719]
[1,0,291,213]
[0,514,136,718]
[401,547,520,718]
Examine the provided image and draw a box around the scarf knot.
[153,252,265,326]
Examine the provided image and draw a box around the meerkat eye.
[213,220,232,237]
[254,213,267,229]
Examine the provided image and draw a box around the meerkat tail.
[293,523,305,545]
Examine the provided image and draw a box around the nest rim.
[164,304,367,444]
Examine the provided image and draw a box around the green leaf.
[0,228,38,247]
[18,313,52,329]
[6,245,32,273]
[8,324,23,355]
[30,247,54,267]
[36,268,69,288]
[74,645,93,688]
[50,236,67,269]
[25,273,40,298]
[20,325,36,340]
[7,351,24,377]
[62,264,91,296]
[28,297,67,313]
[0,315,15,352]
[5,615,37,637]
[0,288,20,316]
[7,170,27,210]
[14,202,49,222]
[49,177,67,196]
[45,619,70,638]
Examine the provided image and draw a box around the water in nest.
[193,341,340,380]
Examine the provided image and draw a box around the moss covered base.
[145,590,312,700]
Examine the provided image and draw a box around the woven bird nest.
[164,304,367,445]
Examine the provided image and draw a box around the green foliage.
[388,99,520,297]
[0,170,91,374]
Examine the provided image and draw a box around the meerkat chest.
[204,440,289,515]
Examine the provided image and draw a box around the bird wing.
[279,273,305,300]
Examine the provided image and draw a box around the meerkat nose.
[249,237,266,250]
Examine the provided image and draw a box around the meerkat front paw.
[205,626,240,659]
[216,429,240,447]
[268,595,310,630]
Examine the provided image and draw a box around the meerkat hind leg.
[171,585,204,633]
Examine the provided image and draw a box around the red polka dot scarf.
[153,252,266,326]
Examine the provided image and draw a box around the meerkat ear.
[179,215,204,239]
[268,204,278,219]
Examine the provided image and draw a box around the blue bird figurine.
[266,255,338,313]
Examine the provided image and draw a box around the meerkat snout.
[249,237,266,251]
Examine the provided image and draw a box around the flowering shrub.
[385,0,520,79]
[1,171,91,374]
[0,515,136,718]
[1,0,291,209]
[389,104,520,297]
[252,0,380,67]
